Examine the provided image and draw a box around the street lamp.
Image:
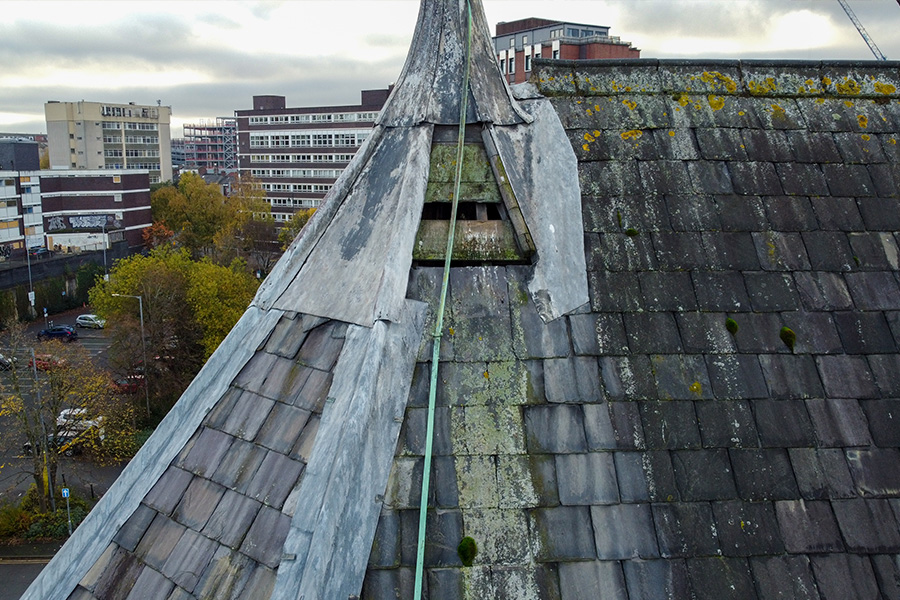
[112,293,150,417]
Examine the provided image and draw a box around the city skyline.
[2,0,900,134]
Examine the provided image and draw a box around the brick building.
[493,17,640,84]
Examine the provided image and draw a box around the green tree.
[151,173,231,259]
[278,208,317,250]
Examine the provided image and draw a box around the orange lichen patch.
[620,129,643,141]
[707,95,725,111]
[593,130,601,137]
[582,144,590,152]
[668,131,676,137]
[586,108,593,116]
[595,105,601,111]
[844,101,855,108]
[770,104,787,120]
[700,71,739,93]
[689,381,703,395]
[622,99,637,110]
[861,134,871,141]
[816,98,826,104]
[889,138,898,145]
[748,78,777,95]
[822,76,832,86]
[583,132,597,142]
[874,82,897,95]
[836,77,861,95]
[738,111,746,116]
[677,94,691,107]
[858,115,868,129]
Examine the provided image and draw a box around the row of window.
[102,122,159,131]
[249,111,379,125]
[250,153,355,164]
[499,47,559,74]
[262,183,333,193]
[270,197,324,208]
[106,162,161,170]
[249,131,369,148]
[104,135,159,144]
[105,150,160,158]
[101,106,158,119]
[251,168,342,179]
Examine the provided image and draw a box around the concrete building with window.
[45,100,173,184]
[493,17,640,84]
[235,89,391,222]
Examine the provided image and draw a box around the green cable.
[413,2,473,598]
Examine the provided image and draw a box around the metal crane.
[836,0,887,60]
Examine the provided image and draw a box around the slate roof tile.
[650,127,701,160]
[806,398,872,448]
[176,427,235,478]
[142,467,194,517]
[456,455,499,509]
[592,232,658,272]
[557,561,628,600]
[775,500,844,553]
[857,198,900,231]
[544,357,603,404]
[614,452,650,503]
[848,232,900,270]
[671,449,738,501]
[786,130,843,163]
[591,504,659,559]
[743,272,798,311]
[202,490,262,550]
[730,449,799,500]
[239,505,290,569]
[510,290,572,361]
[790,448,858,501]
[584,402,645,451]
[556,453,619,505]
[871,555,900,600]
[524,405,588,454]
[794,271,854,311]
[784,312,843,354]
[731,313,787,353]
[399,407,452,456]
[651,354,713,401]
[295,321,345,371]
[125,567,175,600]
[675,312,737,354]
[641,451,680,503]
[160,528,218,592]
[362,568,414,600]
[211,389,274,442]
[701,232,761,270]
[801,231,855,271]
[775,162,830,196]
[254,403,312,454]
[90,547,143,599]
[794,97,855,133]
[695,128,749,161]
[711,501,784,557]
[244,450,304,508]
[582,194,671,234]
[664,194,720,231]
[833,499,900,553]
[652,502,720,557]
[834,131,888,164]
[729,161,784,195]
[463,509,532,564]
[624,312,683,353]
[741,128,794,162]
[821,163,876,197]
[757,354,825,399]
[695,399,759,448]
[809,554,879,600]
[579,160,641,198]
[859,399,900,446]
[292,366,332,412]
[763,196,819,231]
[811,197,866,231]
[692,271,753,311]
[753,98,805,130]
[639,401,702,450]
[134,514,187,572]
[845,449,900,497]
[399,509,464,568]
[208,437,267,492]
[845,271,900,310]
[171,477,225,531]
[868,163,900,197]
[528,506,597,561]
[752,399,816,447]
[622,558,692,600]
[651,232,708,270]
[588,271,642,312]
[262,313,307,358]
[193,549,260,600]
[569,313,629,356]
[599,355,657,401]
[497,455,539,509]
[815,355,879,399]
[114,504,156,553]
[752,231,812,271]
[638,160,693,196]
[749,555,819,600]
[686,161,734,195]
[422,568,463,600]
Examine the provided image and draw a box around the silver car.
[75,314,106,329]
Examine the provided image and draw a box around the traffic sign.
[61,488,70,498]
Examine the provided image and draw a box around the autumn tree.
[89,247,259,418]
[212,174,280,275]
[278,208,317,250]
[151,173,231,259]
[0,324,132,512]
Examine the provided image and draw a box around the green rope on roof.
[414,1,474,598]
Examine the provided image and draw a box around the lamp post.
[112,293,150,417]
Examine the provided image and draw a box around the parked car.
[28,247,52,259]
[22,409,103,457]
[0,352,17,370]
[112,374,145,394]
[29,353,65,371]
[37,325,78,342]
[75,314,106,329]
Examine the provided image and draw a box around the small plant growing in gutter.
[725,318,739,336]
[625,228,639,237]
[780,326,796,352]
[457,536,478,567]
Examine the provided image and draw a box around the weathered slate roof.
[363,59,900,599]
[25,1,900,597]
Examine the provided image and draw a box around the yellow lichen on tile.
[748,78,777,95]
[582,144,590,152]
[700,71,739,93]
[620,130,643,141]
[836,77,861,95]
[584,132,597,142]
[858,115,868,129]
[861,134,871,141]
[844,101,855,108]
[874,82,897,95]
[668,131,676,137]
[707,95,725,111]
[623,99,637,110]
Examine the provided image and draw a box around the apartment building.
[45,100,173,184]
[235,88,391,222]
[493,17,640,84]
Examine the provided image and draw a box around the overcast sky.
[2,0,899,135]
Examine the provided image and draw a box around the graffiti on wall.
[46,214,121,232]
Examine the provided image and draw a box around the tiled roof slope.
[363,60,900,599]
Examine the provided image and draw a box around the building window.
[552,49,560,59]
[567,28,579,37]
[499,58,505,73]
[509,38,515,48]
[582,30,593,37]
[522,35,528,45]
[508,57,515,74]
[525,55,532,72]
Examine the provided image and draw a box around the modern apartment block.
[181,117,238,173]
[45,100,173,184]
[493,17,640,84]
[235,88,391,222]
[0,169,150,259]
